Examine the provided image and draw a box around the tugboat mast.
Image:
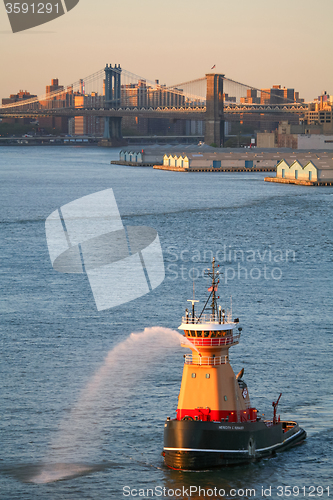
[205,257,220,320]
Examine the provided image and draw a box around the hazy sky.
[1,0,332,102]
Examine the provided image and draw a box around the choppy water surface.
[1,146,332,499]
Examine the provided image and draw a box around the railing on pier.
[184,354,229,366]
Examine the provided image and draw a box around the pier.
[0,135,100,146]
[154,165,276,173]
[265,177,333,186]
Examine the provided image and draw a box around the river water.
[0,146,332,499]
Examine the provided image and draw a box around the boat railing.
[184,354,229,366]
[182,313,235,325]
[181,334,240,347]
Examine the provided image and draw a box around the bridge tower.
[102,64,124,144]
[205,73,224,147]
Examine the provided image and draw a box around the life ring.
[182,416,194,421]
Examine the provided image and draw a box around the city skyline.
[0,0,332,102]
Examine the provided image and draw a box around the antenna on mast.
[197,258,221,321]
[206,258,220,319]
[187,299,199,322]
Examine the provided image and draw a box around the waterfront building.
[275,158,333,183]
[298,134,333,149]
[258,127,333,150]
[120,150,143,163]
[156,150,329,171]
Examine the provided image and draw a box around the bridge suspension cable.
[166,77,207,100]
[120,70,206,103]
[0,68,105,109]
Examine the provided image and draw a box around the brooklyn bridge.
[0,64,308,145]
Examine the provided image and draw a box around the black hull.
[163,419,306,470]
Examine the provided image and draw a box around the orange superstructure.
[176,258,257,423]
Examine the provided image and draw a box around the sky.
[0,0,333,102]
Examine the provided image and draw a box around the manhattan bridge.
[0,64,308,145]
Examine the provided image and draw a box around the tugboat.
[163,258,306,469]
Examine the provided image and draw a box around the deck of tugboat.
[163,419,306,465]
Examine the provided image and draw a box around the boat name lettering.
[218,425,244,430]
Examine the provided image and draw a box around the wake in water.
[29,326,185,483]
[8,462,116,484]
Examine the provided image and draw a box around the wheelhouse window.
[185,330,234,339]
